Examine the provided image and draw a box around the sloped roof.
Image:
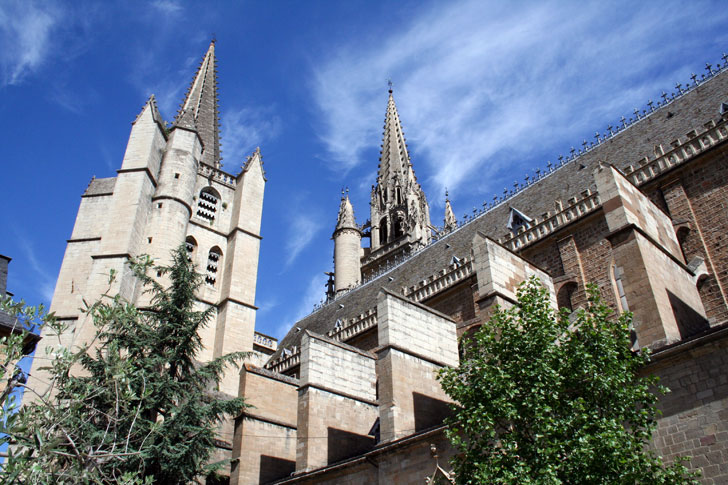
[269,69,728,362]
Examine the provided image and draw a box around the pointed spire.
[378,85,411,184]
[133,94,164,127]
[444,190,457,230]
[174,40,221,168]
[336,189,358,231]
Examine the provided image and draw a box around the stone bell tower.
[28,41,268,399]
[361,86,431,277]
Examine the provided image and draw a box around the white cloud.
[151,0,184,16]
[221,106,282,167]
[17,234,55,304]
[0,1,61,86]
[310,0,728,202]
[283,213,324,268]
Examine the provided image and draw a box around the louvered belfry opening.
[197,188,220,222]
[206,246,222,286]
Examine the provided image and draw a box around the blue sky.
[1,0,727,341]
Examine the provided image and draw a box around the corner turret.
[333,191,362,293]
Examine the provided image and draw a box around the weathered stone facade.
[28,41,273,466]
[28,40,728,483]
[251,65,728,483]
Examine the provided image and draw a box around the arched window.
[379,217,388,243]
[206,246,222,287]
[185,236,197,262]
[557,281,578,312]
[197,187,220,223]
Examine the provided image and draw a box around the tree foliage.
[438,277,697,484]
[0,246,248,484]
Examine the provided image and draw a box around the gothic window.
[379,217,388,243]
[185,236,197,262]
[197,187,220,223]
[206,246,222,287]
[396,187,402,205]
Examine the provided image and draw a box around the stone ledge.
[379,287,455,323]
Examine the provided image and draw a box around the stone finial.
[443,192,457,231]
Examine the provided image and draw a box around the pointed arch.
[185,236,197,262]
[206,246,223,287]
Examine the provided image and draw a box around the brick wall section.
[660,148,728,323]
[646,331,728,484]
[555,235,587,307]
[424,277,477,324]
[661,177,728,324]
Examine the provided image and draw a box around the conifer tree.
[439,278,697,484]
[1,246,248,484]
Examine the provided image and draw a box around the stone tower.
[332,192,362,293]
[29,41,269,398]
[362,87,431,277]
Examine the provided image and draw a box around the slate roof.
[83,177,116,197]
[269,69,728,362]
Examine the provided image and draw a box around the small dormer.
[507,207,533,234]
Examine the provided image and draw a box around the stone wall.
[647,330,728,484]
[232,365,298,485]
[296,332,378,472]
[376,290,458,443]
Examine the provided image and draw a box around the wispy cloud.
[16,232,55,304]
[0,1,61,86]
[283,212,324,269]
[221,106,282,167]
[274,273,328,339]
[151,0,184,16]
[310,0,728,203]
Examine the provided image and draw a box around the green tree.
[0,246,248,484]
[438,277,696,484]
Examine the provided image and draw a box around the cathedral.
[29,41,728,484]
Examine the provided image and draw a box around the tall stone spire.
[444,190,457,231]
[365,85,431,275]
[377,87,411,186]
[174,40,221,168]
